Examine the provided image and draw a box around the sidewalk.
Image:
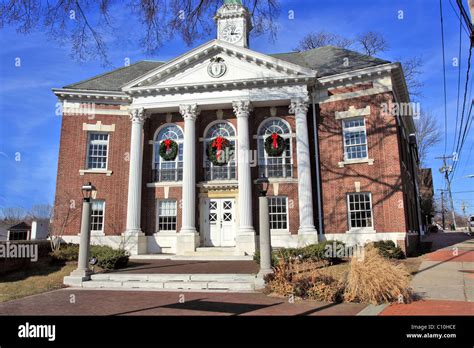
[380,232,474,315]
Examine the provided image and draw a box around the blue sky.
[0,0,473,215]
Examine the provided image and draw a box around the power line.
[440,0,449,155]
[448,0,471,37]
[452,7,463,154]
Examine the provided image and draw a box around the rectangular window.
[87,132,109,169]
[8,230,28,241]
[342,118,368,160]
[157,200,177,232]
[347,193,373,229]
[90,200,105,233]
[269,196,288,230]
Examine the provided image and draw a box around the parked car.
[469,216,474,231]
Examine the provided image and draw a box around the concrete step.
[81,273,258,292]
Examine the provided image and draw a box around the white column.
[289,97,318,239]
[179,104,199,234]
[125,107,148,235]
[233,100,256,254]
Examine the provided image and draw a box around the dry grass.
[343,246,413,305]
[0,259,76,303]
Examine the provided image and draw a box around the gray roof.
[63,46,389,91]
[270,46,390,77]
[64,61,164,91]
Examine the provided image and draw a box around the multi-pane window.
[90,200,105,233]
[204,122,237,180]
[157,200,177,232]
[258,118,292,178]
[342,118,368,160]
[8,230,28,241]
[347,193,373,229]
[153,125,184,182]
[87,133,109,169]
[268,196,288,230]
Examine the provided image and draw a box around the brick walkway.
[380,300,474,316]
[0,289,366,316]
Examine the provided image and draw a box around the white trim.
[90,200,106,235]
[346,192,374,232]
[335,106,371,120]
[338,158,375,167]
[147,182,182,188]
[322,232,406,247]
[122,39,316,90]
[82,121,116,132]
[84,131,110,172]
[79,169,113,176]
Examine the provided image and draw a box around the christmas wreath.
[159,139,179,161]
[207,136,232,166]
[264,133,285,157]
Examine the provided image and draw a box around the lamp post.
[64,182,97,286]
[256,176,272,280]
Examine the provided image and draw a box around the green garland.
[159,139,179,161]
[264,133,285,157]
[207,136,233,166]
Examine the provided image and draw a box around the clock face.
[220,24,243,44]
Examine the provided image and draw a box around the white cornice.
[125,76,315,96]
[122,39,317,90]
[52,88,131,103]
[317,63,397,86]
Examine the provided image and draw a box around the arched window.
[257,118,293,178]
[203,121,237,181]
[153,124,184,182]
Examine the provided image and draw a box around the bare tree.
[415,110,442,168]
[29,204,53,220]
[400,56,424,98]
[0,207,27,225]
[51,190,80,251]
[295,30,353,51]
[355,31,389,57]
[0,0,280,65]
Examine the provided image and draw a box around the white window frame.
[86,132,110,170]
[156,199,178,232]
[257,117,293,178]
[202,121,237,181]
[346,192,374,232]
[90,200,105,235]
[342,117,368,161]
[268,196,289,232]
[153,124,184,182]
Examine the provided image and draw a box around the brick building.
[52,1,422,256]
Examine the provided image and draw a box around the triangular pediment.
[122,40,316,92]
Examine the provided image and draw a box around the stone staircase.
[78,273,259,292]
[130,247,254,261]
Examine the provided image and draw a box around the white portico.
[121,1,318,255]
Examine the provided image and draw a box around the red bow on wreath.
[164,139,172,152]
[212,136,224,159]
[271,133,279,149]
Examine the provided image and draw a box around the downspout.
[311,87,324,239]
[409,134,424,236]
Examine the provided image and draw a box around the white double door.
[204,198,236,247]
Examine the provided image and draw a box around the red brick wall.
[52,105,131,236]
[317,92,408,234]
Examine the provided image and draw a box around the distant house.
[2,220,50,241]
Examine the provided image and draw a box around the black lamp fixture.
[256,176,270,197]
[81,182,97,201]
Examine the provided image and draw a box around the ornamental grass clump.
[343,245,413,305]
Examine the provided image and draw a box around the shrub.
[371,240,405,259]
[50,243,129,270]
[305,274,345,303]
[50,243,79,262]
[254,240,346,265]
[343,245,413,304]
[90,245,129,270]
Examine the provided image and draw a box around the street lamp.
[256,176,272,282]
[64,182,97,286]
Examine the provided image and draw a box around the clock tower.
[215,0,253,48]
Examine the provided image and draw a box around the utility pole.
[438,189,446,230]
[436,155,457,230]
[461,201,469,231]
